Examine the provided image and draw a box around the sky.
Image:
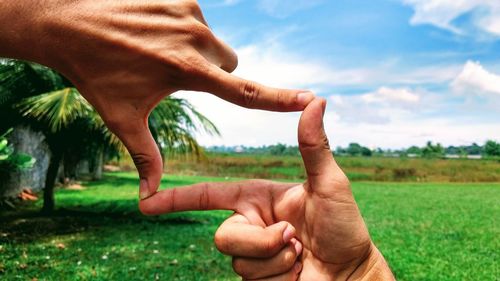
[174,0,500,149]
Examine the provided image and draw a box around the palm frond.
[16,87,93,132]
[149,97,219,158]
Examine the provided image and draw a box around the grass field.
[162,153,500,182]
[1,172,499,280]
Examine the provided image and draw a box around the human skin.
[140,98,395,280]
[0,0,314,199]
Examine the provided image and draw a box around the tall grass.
[159,153,500,182]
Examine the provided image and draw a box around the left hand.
[140,98,385,280]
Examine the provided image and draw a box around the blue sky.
[177,0,500,148]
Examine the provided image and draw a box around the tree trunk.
[90,146,104,181]
[1,126,50,198]
[63,153,78,183]
[42,149,63,214]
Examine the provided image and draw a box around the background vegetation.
[161,152,500,182]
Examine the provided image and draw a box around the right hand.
[1,0,315,199]
[140,98,394,280]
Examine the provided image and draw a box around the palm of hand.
[231,176,371,279]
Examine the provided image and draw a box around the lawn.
[1,172,499,280]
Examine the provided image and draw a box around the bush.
[392,168,417,181]
[0,129,35,177]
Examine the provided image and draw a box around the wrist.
[345,243,395,281]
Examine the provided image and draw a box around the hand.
[140,98,394,280]
[0,0,315,199]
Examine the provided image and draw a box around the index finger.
[138,181,242,215]
[192,65,315,112]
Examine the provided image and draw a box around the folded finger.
[243,263,302,281]
[214,214,297,258]
[232,238,302,280]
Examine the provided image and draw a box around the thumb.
[298,98,346,191]
[107,117,163,200]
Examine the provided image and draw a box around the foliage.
[207,140,500,159]
[406,146,422,155]
[0,173,498,280]
[0,129,35,174]
[422,141,445,158]
[484,140,500,157]
[150,98,219,158]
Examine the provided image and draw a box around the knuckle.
[214,230,230,253]
[322,134,331,150]
[182,0,203,16]
[198,183,210,210]
[138,201,155,216]
[231,258,249,278]
[187,21,212,42]
[298,133,331,152]
[225,51,238,73]
[262,235,282,255]
[283,249,297,267]
[131,153,153,169]
[170,55,208,85]
[240,81,261,108]
[276,90,285,107]
[298,140,320,151]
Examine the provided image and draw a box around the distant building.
[467,155,482,160]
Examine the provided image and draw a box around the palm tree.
[1,59,219,212]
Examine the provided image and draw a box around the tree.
[0,129,35,180]
[1,60,219,212]
[484,140,500,157]
[422,141,445,158]
[406,146,422,156]
[361,146,372,157]
[346,143,363,156]
[465,143,482,155]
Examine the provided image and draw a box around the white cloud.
[361,87,420,104]
[329,87,425,125]
[403,0,500,37]
[452,60,500,95]
[231,43,459,92]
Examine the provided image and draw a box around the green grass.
[1,172,499,280]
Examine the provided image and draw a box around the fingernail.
[321,98,327,116]
[297,91,315,107]
[282,224,295,243]
[139,179,151,200]
[294,261,303,273]
[293,239,303,255]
